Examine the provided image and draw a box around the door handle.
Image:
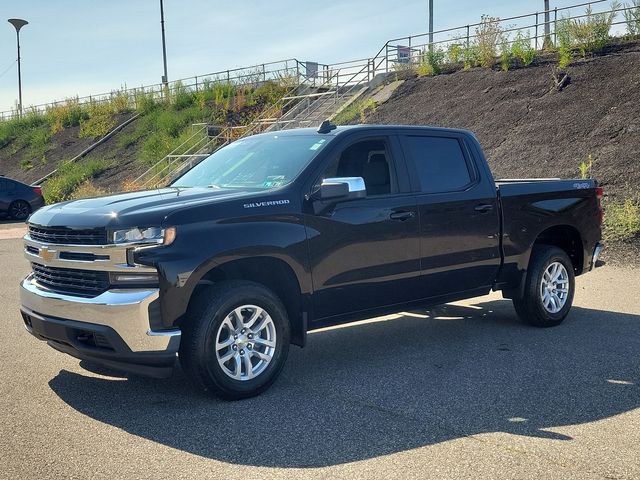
[474,204,494,213]
[390,211,415,221]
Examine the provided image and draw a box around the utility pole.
[8,18,28,117]
[160,0,169,87]
[428,0,434,52]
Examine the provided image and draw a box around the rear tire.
[512,245,575,328]
[180,280,290,400]
[9,200,31,220]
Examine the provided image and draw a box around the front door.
[304,134,421,321]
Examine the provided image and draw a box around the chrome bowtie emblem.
[38,246,56,262]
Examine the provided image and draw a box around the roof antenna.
[317,120,337,134]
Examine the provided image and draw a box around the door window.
[403,136,472,193]
[322,139,397,196]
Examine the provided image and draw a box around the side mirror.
[319,177,366,202]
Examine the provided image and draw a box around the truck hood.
[28,187,254,229]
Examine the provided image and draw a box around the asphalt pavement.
[1,226,638,479]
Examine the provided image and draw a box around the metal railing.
[0,58,325,121]
[3,0,636,122]
[379,0,638,67]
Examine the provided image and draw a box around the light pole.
[428,0,434,52]
[159,0,168,87]
[8,18,28,117]
[544,0,551,48]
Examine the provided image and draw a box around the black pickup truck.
[20,123,603,399]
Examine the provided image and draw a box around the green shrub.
[579,154,595,179]
[419,47,446,75]
[463,44,481,69]
[604,198,640,240]
[511,31,536,66]
[20,159,33,171]
[43,159,110,204]
[0,111,48,148]
[564,3,620,57]
[70,181,107,199]
[447,43,465,63]
[476,15,503,67]
[253,80,288,105]
[134,89,158,114]
[110,90,133,114]
[172,81,194,110]
[46,100,89,133]
[624,0,640,35]
[556,19,574,68]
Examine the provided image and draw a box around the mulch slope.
[365,42,640,265]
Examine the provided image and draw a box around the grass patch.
[43,159,111,204]
[70,181,108,200]
[0,111,49,148]
[604,198,640,241]
[333,98,377,125]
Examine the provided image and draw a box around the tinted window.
[403,136,472,193]
[322,139,395,196]
[0,179,17,191]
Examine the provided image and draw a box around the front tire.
[512,245,575,327]
[180,280,290,399]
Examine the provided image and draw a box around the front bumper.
[20,276,181,377]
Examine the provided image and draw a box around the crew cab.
[19,124,603,399]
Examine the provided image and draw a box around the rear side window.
[403,136,472,193]
[0,179,16,191]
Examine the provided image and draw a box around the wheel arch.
[532,224,584,275]
[188,256,307,347]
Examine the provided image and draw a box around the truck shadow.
[48,299,640,468]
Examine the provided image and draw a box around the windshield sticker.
[309,139,327,151]
[244,199,291,209]
[263,175,286,188]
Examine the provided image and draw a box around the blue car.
[0,176,45,220]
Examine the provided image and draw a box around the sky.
[0,0,615,112]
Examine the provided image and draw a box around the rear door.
[304,132,421,321]
[399,132,501,298]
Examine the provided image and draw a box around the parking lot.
[1,224,639,480]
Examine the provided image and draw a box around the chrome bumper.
[20,275,180,353]
[591,242,603,270]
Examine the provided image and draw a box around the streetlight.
[8,18,28,117]
[428,0,434,52]
[543,0,551,49]
[159,0,168,87]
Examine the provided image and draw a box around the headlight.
[111,226,176,245]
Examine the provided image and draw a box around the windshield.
[172,134,330,190]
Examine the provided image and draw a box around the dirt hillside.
[366,42,640,202]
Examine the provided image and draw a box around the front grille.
[31,263,110,297]
[28,225,107,245]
